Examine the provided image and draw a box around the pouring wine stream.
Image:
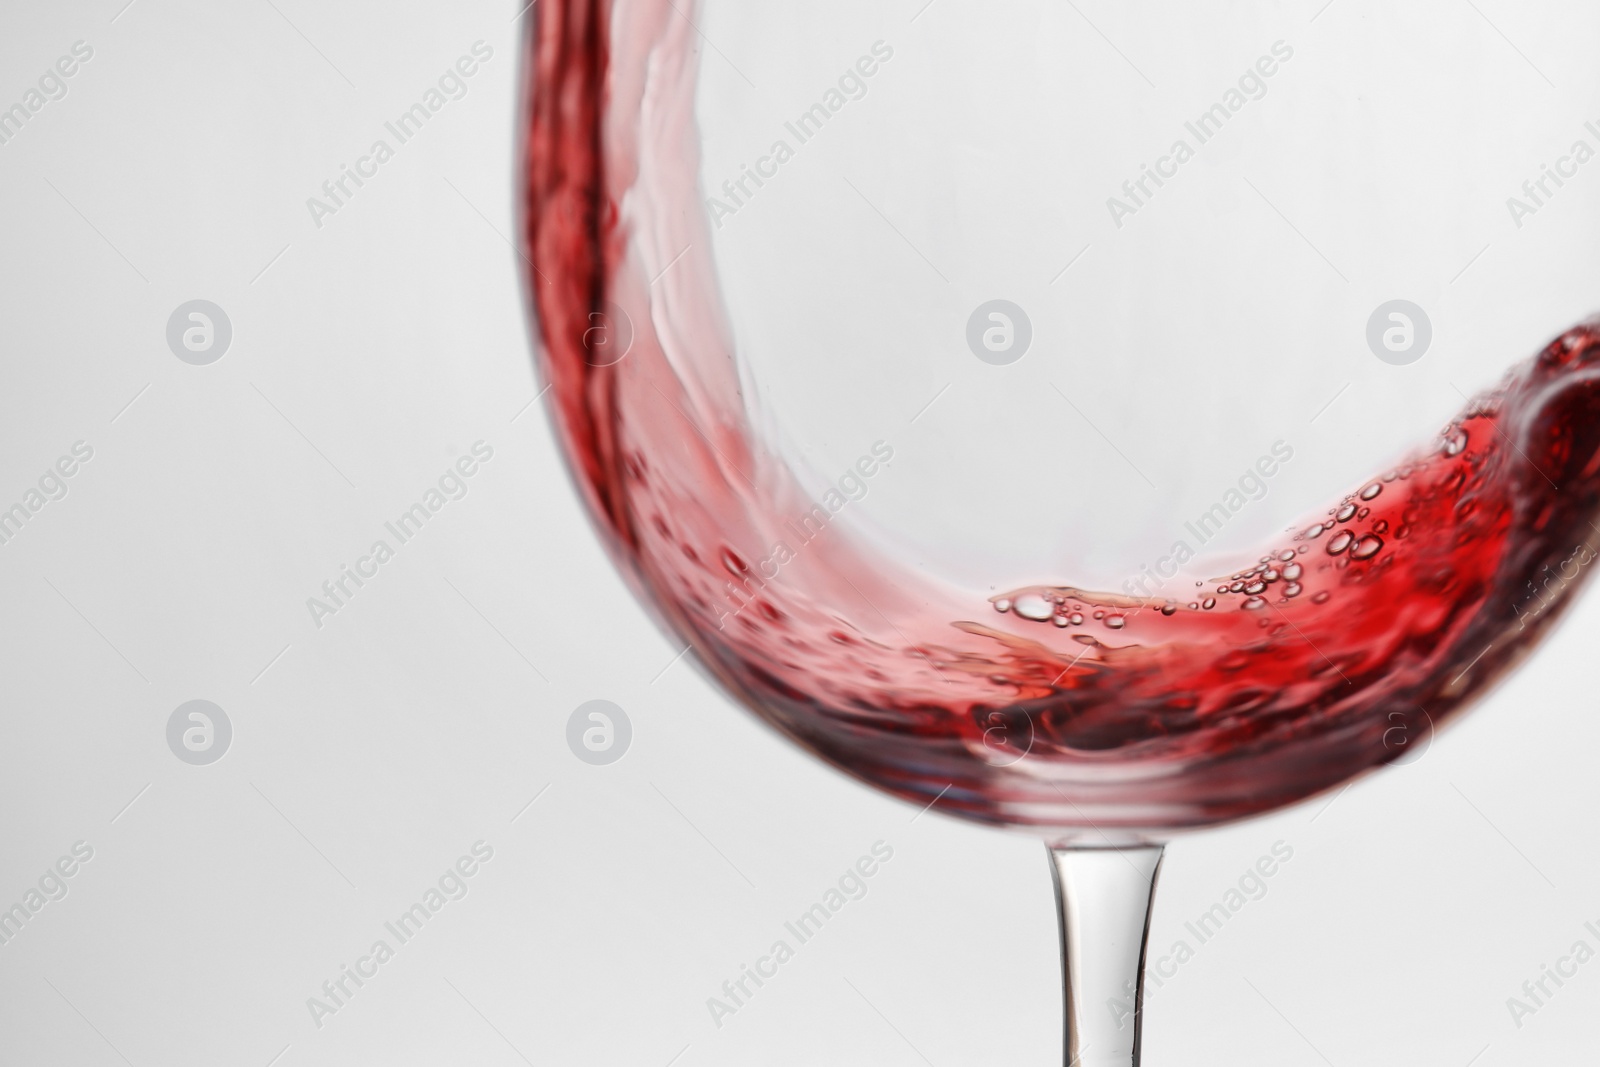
[524,3,1600,1060]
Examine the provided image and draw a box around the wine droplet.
[1351,535,1385,560]
[529,35,1600,832]
[1014,594,1053,621]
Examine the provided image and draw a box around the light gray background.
[1,1,1597,1065]
[696,0,1600,594]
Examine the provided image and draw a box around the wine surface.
[523,2,1600,829]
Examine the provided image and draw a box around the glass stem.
[1048,842,1166,1067]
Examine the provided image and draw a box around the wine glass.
[521,1,1600,1062]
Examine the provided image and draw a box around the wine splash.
[522,0,1600,829]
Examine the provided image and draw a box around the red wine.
[522,3,1600,829]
